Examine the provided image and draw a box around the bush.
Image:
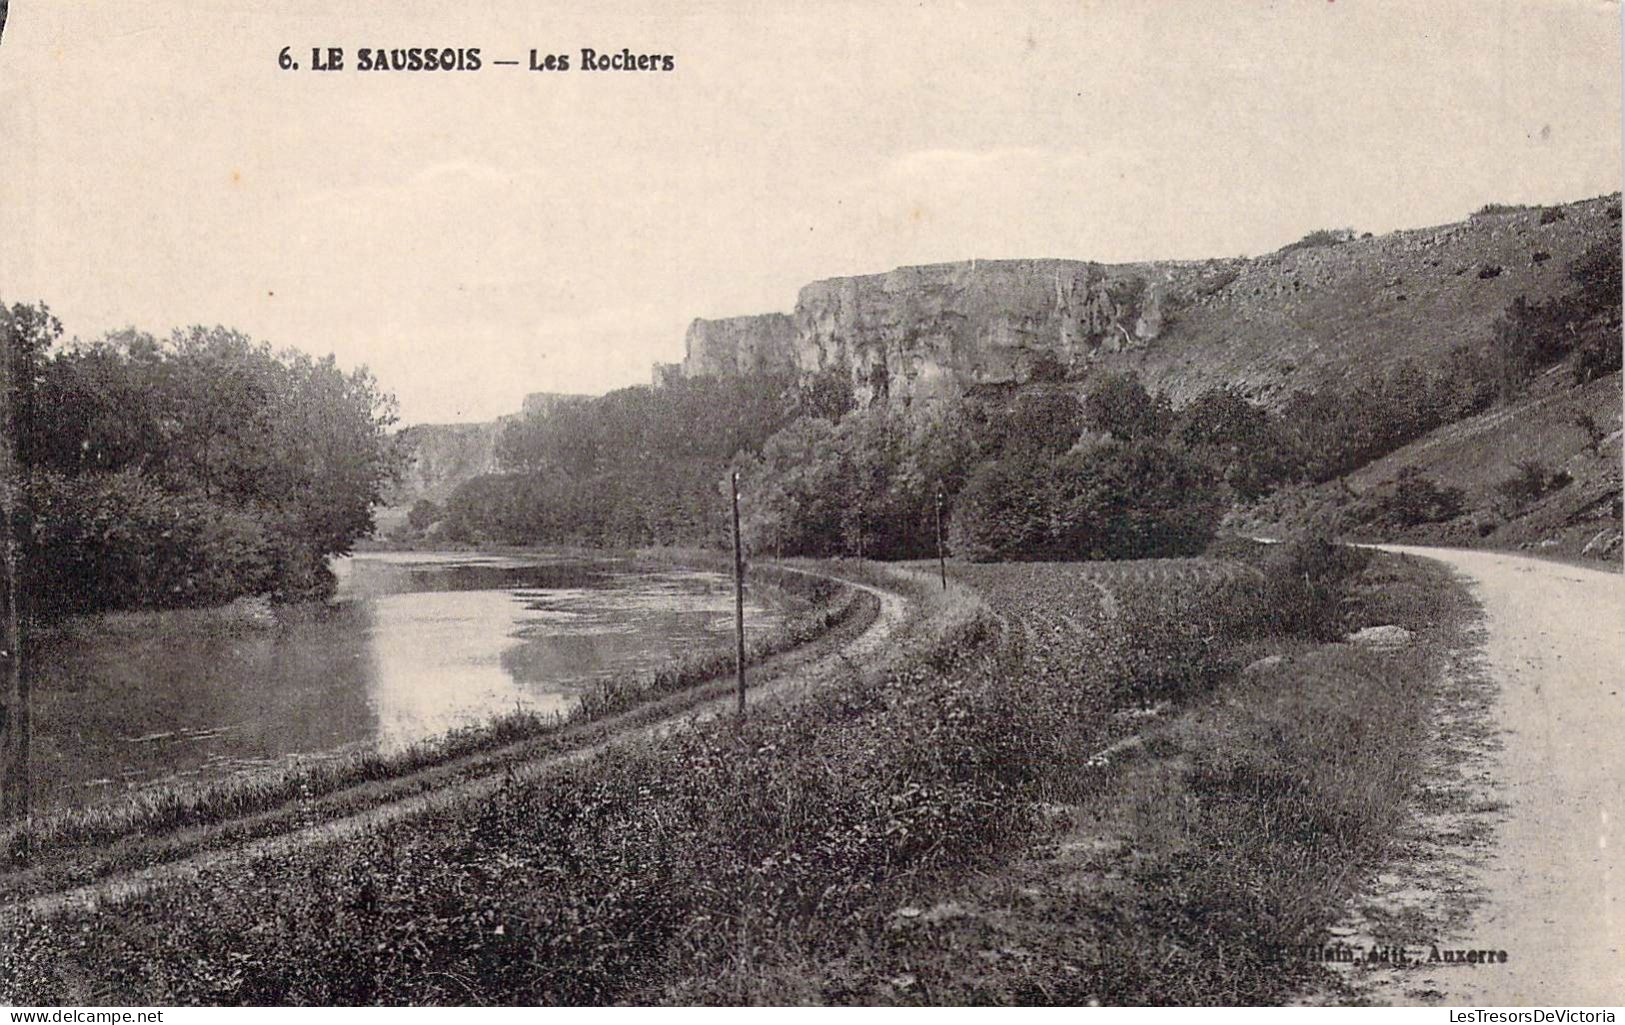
[1572,333,1623,383]
[1278,228,1357,253]
[1493,458,1571,513]
[1257,537,1371,640]
[1350,467,1466,529]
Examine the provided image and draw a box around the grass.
[0,546,1473,1006]
[662,550,1471,1004]
[1231,368,1622,564]
[0,555,867,876]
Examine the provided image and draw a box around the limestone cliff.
[654,193,1621,408]
[387,422,503,509]
[789,259,1212,403]
[382,391,588,515]
[682,314,799,378]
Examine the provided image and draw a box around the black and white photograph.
[1,0,1621,1011]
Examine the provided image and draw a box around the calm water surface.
[32,552,787,810]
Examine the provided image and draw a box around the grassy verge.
[0,556,864,875]
[666,549,1472,1004]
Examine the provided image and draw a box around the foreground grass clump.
[0,559,863,872]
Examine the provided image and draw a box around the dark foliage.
[1081,371,1172,442]
[952,440,1223,562]
[449,373,803,547]
[1492,458,1571,514]
[2,303,400,614]
[1351,467,1467,529]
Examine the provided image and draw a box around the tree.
[1173,385,1294,500]
[1082,371,1171,442]
[5,311,403,611]
[407,499,442,531]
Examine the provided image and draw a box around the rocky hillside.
[661,194,1621,408]
[1235,366,1623,562]
[377,392,587,529]
[385,422,502,508]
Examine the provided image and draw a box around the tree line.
[1,302,402,615]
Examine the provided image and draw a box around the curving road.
[1371,546,1624,1006]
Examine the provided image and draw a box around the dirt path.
[11,569,913,921]
[1346,547,1624,1006]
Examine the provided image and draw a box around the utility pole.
[731,471,746,715]
[1,319,29,832]
[935,486,947,591]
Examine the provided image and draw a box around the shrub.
[1573,410,1609,452]
[1350,467,1465,529]
[1256,537,1371,640]
[1493,458,1571,513]
[1572,333,1623,383]
[1278,228,1356,253]
[1538,207,1566,225]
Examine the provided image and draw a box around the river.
[28,551,787,811]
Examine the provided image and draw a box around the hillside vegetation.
[408,192,1621,565]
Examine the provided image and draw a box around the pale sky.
[1,0,1619,424]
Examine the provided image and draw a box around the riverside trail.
[5,567,913,922]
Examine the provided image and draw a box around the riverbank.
[1,550,869,882]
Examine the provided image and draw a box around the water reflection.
[33,552,783,809]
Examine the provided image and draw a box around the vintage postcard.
[1,0,1621,1012]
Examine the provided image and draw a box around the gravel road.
[1371,546,1623,1006]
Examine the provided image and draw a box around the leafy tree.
[1081,371,1171,442]
[2,303,402,612]
[1172,385,1295,500]
[406,499,442,531]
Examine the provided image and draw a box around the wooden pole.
[935,486,947,591]
[731,471,746,715]
[1,318,29,831]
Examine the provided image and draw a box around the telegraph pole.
[1,319,29,831]
[935,486,948,591]
[731,471,746,715]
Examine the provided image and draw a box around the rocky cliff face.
[655,194,1621,408]
[682,314,799,378]
[387,422,504,509]
[382,392,588,515]
[789,258,1219,403]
